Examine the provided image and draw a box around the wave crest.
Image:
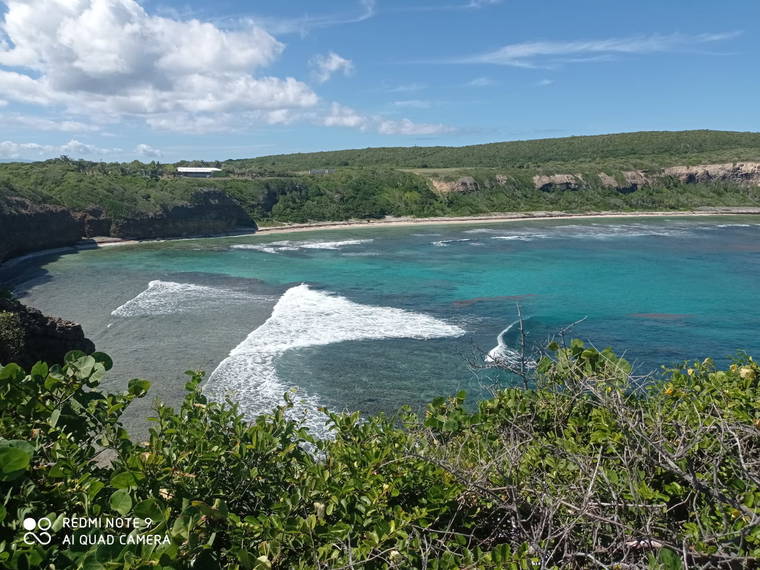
[203,284,465,434]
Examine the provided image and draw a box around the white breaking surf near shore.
[203,284,465,436]
[231,239,373,254]
[111,280,272,317]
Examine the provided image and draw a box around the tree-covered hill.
[1,130,760,253]
[228,130,760,170]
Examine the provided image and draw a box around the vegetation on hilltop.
[0,341,758,568]
[229,130,760,170]
[1,131,760,226]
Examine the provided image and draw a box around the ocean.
[5,216,760,435]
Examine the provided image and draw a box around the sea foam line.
[203,284,465,435]
[111,280,270,317]
[231,239,373,254]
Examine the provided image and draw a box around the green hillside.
[2,130,760,227]
[228,130,760,171]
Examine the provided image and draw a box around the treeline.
[0,341,757,568]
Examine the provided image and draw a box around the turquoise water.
[5,216,760,432]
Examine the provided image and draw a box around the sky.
[0,0,758,162]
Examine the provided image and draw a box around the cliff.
[532,162,760,192]
[109,189,256,239]
[0,189,256,262]
[0,296,95,369]
[0,197,82,262]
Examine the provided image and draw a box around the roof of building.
[176,167,222,173]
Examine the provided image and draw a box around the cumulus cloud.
[135,143,162,159]
[0,0,318,128]
[0,138,116,159]
[322,103,368,129]
[310,52,354,83]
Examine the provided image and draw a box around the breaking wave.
[432,238,472,247]
[203,284,465,435]
[231,239,373,254]
[111,280,269,317]
[479,222,741,242]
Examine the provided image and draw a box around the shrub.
[0,343,757,568]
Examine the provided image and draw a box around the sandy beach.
[253,207,760,236]
[3,207,760,269]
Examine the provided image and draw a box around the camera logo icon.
[22,517,52,545]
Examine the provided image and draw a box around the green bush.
[0,343,757,568]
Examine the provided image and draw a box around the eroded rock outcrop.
[430,176,480,193]
[0,297,95,369]
[533,174,584,192]
[662,162,760,185]
[537,163,760,193]
[599,171,650,193]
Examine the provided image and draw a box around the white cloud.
[392,99,431,109]
[320,103,453,136]
[537,79,554,86]
[310,52,354,83]
[451,31,742,68]
[377,118,454,136]
[253,0,375,36]
[466,77,497,87]
[322,103,369,129]
[135,143,162,159]
[0,113,101,132]
[386,82,427,93]
[466,0,502,7]
[0,0,318,128]
[0,138,116,159]
[0,100,6,107]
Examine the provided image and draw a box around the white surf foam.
[231,239,373,254]
[203,284,465,435]
[112,280,269,317]
[485,319,537,369]
[432,238,472,247]
[484,223,702,242]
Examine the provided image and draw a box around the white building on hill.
[177,167,222,178]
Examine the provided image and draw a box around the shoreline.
[3,207,760,269]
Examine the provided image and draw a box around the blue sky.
[0,0,758,162]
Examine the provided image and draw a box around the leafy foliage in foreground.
[0,343,758,568]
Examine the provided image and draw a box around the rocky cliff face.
[662,162,760,185]
[0,297,95,369]
[533,162,760,192]
[0,189,256,262]
[533,174,584,192]
[109,189,256,239]
[0,198,82,262]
